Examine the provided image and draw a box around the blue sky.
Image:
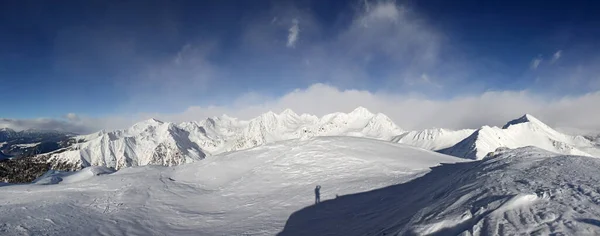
[1,0,600,132]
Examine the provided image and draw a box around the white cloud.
[530,57,542,70]
[551,50,562,63]
[364,2,401,23]
[287,19,300,48]
[198,84,598,133]
[0,118,89,133]
[65,113,80,121]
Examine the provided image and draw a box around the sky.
[1,0,600,134]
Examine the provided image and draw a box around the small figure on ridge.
[315,185,321,204]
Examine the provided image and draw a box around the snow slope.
[392,128,475,151]
[279,147,600,236]
[441,114,600,160]
[46,107,403,169]
[5,138,600,235]
[0,136,462,235]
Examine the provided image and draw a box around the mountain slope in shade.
[45,107,403,169]
[279,147,600,236]
[441,114,600,159]
[392,128,475,151]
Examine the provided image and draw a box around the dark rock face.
[584,135,600,144]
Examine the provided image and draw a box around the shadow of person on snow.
[277,161,479,236]
[315,185,321,204]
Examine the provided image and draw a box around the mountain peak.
[280,109,297,117]
[261,111,277,118]
[130,118,165,131]
[0,127,15,132]
[219,114,235,121]
[146,118,164,124]
[502,114,545,129]
[349,106,374,117]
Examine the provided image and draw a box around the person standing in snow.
[315,185,321,204]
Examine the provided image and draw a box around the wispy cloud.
[530,57,543,70]
[287,19,300,48]
[551,50,562,63]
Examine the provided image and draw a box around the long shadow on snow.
[277,160,483,236]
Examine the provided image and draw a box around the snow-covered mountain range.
[38,107,600,170]
[4,112,600,235]
[44,107,404,170]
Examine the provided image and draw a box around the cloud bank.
[530,57,542,70]
[4,83,599,135]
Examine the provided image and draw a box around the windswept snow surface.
[32,166,116,185]
[279,147,600,236]
[441,114,600,160]
[0,137,459,235]
[47,107,403,169]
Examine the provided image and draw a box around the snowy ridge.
[47,107,404,169]
[392,128,475,151]
[186,106,404,152]
[441,114,600,159]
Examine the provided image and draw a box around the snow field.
[0,137,462,235]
